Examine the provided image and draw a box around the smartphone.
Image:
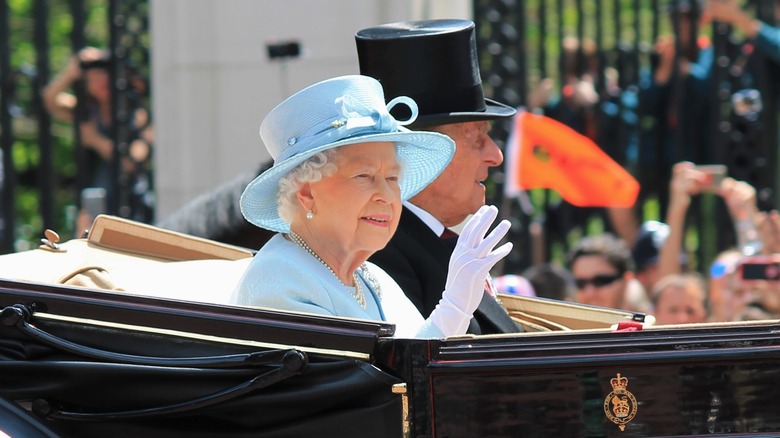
[81,187,107,218]
[694,165,727,193]
[739,256,780,281]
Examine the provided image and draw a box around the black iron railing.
[475,0,780,274]
[0,0,152,253]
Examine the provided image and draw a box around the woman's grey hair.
[277,149,338,224]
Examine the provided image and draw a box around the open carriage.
[2,216,780,437]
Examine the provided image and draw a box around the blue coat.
[231,234,443,338]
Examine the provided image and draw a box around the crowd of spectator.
[494,0,780,326]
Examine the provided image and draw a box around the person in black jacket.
[356,19,523,335]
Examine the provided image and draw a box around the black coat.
[369,206,522,335]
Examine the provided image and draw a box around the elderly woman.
[230,75,512,338]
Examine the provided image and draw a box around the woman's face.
[306,142,402,257]
[85,68,110,103]
[571,254,628,309]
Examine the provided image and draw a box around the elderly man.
[357,19,522,334]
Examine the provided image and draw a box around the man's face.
[571,254,628,309]
[409,121,503,226]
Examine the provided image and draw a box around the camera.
[738,256,780,281]
[78,50,111,71]
[693,164,727,193]
[266,41,301,60]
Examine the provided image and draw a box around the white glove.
[429,205,513,336]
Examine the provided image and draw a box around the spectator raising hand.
[658,162,762,281]
[41,47,154,234]
[657,162,708,281]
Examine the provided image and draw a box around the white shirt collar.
[403,201,446,237]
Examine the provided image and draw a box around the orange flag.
[504,111,639,207]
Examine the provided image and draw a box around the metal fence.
[0,0,151,254]
[475,0,780,274]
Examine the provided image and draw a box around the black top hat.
[355,19,516,129]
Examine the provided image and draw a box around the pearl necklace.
[288,231,382,309]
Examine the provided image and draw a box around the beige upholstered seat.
[0,215,253,305]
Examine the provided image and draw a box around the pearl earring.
[306,210,314,220]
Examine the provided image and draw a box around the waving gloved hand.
[429,205,513,336]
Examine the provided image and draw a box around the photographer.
[42,47,154,234]
[659,163,780,322]
[653,162,768,322]
[729,210,780,320]
[661,162,758,268]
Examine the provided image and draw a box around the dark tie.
[440,228,459,240]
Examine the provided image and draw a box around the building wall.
[151,0,471,220]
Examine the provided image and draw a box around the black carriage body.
[0,279,402,438]
[2,279,780,437]
[376,325,780,437]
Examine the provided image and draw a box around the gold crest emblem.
[603,373,638,431]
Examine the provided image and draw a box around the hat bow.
[277,95,418,163]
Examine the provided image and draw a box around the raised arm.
[704,0,780,64]
[704,0,760,38]
[41,47,107,121]
[757,210,780,255]
[41,54,81,121]
[719,177,761,255]
[659,162,706,278]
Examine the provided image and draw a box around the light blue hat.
[240,75,456,233]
